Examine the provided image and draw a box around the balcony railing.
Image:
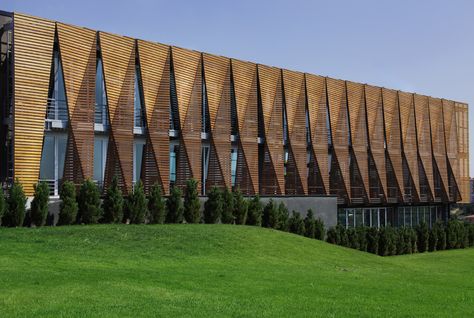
[46,99,68,122]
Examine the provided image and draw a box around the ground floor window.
[231,147,238,187]
[133,138,145,186]
[169,143,178,186]
[39,133,67,196]
[93,135,108,189]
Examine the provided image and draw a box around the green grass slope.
[0,224,473,317]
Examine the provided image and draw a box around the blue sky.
[4,0,474,176]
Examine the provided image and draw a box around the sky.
[4,0,474,176]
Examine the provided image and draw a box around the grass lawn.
[0,224,473,317]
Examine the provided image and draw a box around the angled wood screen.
[203,53,232,190]
[455,103,469,203]
[13,13,55,195]
[171,47,202,193]
[442,100,459,201]
[258,64,284,195]
[327,78,350,199]
[57,23,96,185]
[231,59,259,194]
[428,97,448,197]
[137,40,170,194]
[306,74,328,194]
[99,32,135,194]
[282,69,307,194]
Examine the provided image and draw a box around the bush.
[428,224,439,252]
[166,186,184,223]
[289,210,305,235]
[184,179,200,224]
[347,228,359,250]
[366,227,379,254]
[148,183,166,224]
[435,221,447,251]
[57,181,78,225]
[102,176,124,224]
[447,219,464,249]
[315,218,326,240]
[304,209,316,239]
[3,179,27,227]
[77,179,102,224]
[221,187,234,224]
[336,224,348,247]
[378,227,396,256]
[356,226,368,252]
[30,181,50,227]
[416,222,429,253]
[233,188,248,225]
[409,227,418,253]
[126,181,148,224]
[395,228,406,255]
[262,199,279,229]
[461,224,470,248]
[326,227,339,245]
[277,202,290,232]
[468,224,474,247]
[0,188,6,225]
[246,195,263,226]
[204,186,222,224]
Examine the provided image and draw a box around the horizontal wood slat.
[428,97,448,196]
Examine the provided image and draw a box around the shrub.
[435,221,447,251]
[468,224,474,247]
[184,179,200,224]
[289,210,305,236]
[0,188,6,225]
[262,199,279,229]
[166,186,184,223]
[428,224,439,252]
[204,186,222,224]
[326,227,339,245]
[336,224,349,247]
[277,202,290,232]
[401,227,413,254]
[446,219,465,249]
[395,228,407,255]
[102,175,124,224]
[304,209,316,239]
[148,183,166,224]
[3,179,27,227]
[126,181,148,224]
[221,187,234,224]
[57,181,78,225]
[246,195,263,226]
[366,227,379,254]
[77,179,102,224]
[315,218,326,240]
[347,228,359,250]
[30,181,50,227]
[409,227,418,253]
[461,224,469,248]
[416,222,429,253]
[356,226,368,252]
[233,188,248,225]
[379,227,397,256]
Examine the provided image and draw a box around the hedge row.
[326,220,474,256]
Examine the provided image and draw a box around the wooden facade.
[6,13,469,204]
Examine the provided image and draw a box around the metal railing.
[46,99,68,122]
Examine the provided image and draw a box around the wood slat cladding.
[455,103,469,203]
[282,69,307,194]
[442,100,459,201]
[258,64,284,195]
[231,59,259,194]
[365,85,386,198]
[99,32,135,194]
[327,78,350,199]
[382,88,403,197]
[203,54,232,189]
[305,74,328,194]
[398,91,420,199]
[414,94,434,199]
[346,81,369,197]
[13,13,55,195]
[57,23,96,184]
[171,47,202,193]
[428,97,448,196]
[137,40,170,194]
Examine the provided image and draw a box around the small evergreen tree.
[416,222,429,253]
[148,183,166,224]
[347,228,359,250]
[3,179,27,227]
[184,179,200,223]
[468,224,474,247]
[166,186,184,223]
[461,223,469,248]
[77,179,102,224]
[428,224,439,252]
[204,186,223,224]
[57,181,78,225]
[246,195,263,226]
[289,210,305,235]
[326,226,339,245]
[356,226,368,252]
[304,209,316,239]
[126,181,148,224]
[102,175,124,224]
[30,182,50,227]
[0,188,6,225]
[262,199,279,229]
[232,188,248,225]
[435,221,447,251]
[336,224,349,247]
[409,227,418,253]
[221,187,234,224]
[314,218,326,240]
[395,228,406,255]
[378,227,389,256]
[446,219,459,249]
[277,202,290,232]
[366,227,379,254]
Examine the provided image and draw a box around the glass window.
[371,209,379,228]
[355,208,363,227]
[231,148,238,187]
[57,134,67,180]
[337,209,346,227]
[134,67,145,128]
[379,208,386,227]
[202,145,210,193]
[95,57,108,125]
[347,209,355,228]
[93,136,108,186]
[39,133,68,196]
[364,209,371,227]
[39,136,55,180]
[169,146,177,183]
[133,139,145,184]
